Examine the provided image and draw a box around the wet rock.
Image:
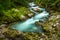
[20,15,28,20]
[27,13,34,18]
[32,8,42,12]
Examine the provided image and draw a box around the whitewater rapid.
[11,2,49,33]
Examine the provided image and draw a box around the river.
[11,2,49,33]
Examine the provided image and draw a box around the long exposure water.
[11,2,49,33]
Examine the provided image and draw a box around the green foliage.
[0,0,15,9]
[0,6,32,23]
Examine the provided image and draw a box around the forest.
[0,0,60,40]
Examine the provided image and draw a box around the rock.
[28,13,34,17]
[56,15,60,19]
[15,38,22,40]
[0,24,7,27]
[40,38,44,40]
[3,22,8,24]
[53,20,60,27]
[0,24,7,29]
[14,9,19,12]
[20,15,28,20]
[5,38,9,40]
[49,16,56,20]
[0,34,4,38]
[53,24,56,27]
[35,21,43,26]
[32,8,42,12]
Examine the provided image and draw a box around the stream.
[11,2,49,33]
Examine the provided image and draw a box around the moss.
[0,6,33,23]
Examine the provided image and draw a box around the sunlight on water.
[11,2,49,33]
